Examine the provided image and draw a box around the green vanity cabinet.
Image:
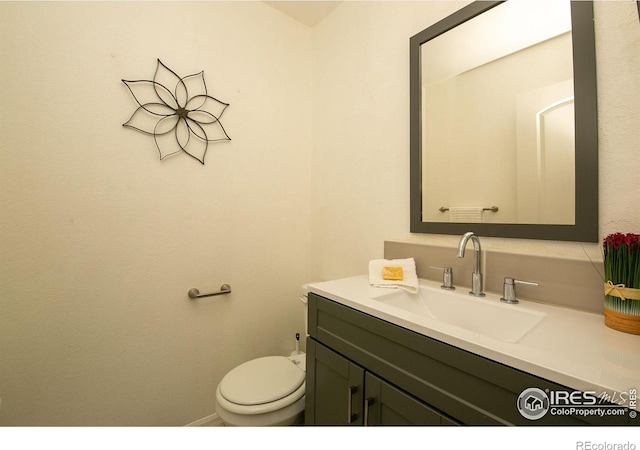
[305,292,631,426]
[306,339,458,425]
[364,371,458,426]
[305,339,364,425]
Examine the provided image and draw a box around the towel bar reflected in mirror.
[439,206,499,213]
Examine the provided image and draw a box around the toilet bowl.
[215,353,306,426]
[215,285,311,426]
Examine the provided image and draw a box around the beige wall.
[1,0,639,427]
[311,1,462,281]
[0,2,312,426]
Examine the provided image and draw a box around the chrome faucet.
[456,232,485,297]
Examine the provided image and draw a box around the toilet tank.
[300,284,312,336]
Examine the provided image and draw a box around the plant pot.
[604,303,640,335]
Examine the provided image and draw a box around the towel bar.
[439,206,498,213]
[188,284,231,299]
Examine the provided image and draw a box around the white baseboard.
[185,413,225,427]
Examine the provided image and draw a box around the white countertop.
[308,275,640,407]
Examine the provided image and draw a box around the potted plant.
[603,232,640,334]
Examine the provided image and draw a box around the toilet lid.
[219,356,305,406]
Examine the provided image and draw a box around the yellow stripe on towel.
[382,266,404,281]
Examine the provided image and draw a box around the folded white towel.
[449,207,484,223]
[368,258,419,293]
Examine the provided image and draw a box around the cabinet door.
[364,372,458,426]
[306,339,364,425]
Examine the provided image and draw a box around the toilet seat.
[217,356,305,415]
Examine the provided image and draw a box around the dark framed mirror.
[410,1,598,242]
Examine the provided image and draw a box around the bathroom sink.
[371,285,546,343]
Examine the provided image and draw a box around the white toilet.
[215,352,306,426]
[214,287,310,426]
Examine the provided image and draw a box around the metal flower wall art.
[122,59,230,164]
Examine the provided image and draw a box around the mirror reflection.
[421,1,573,224]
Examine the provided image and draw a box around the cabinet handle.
[347,386,358,424]
[364,397,375,426]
